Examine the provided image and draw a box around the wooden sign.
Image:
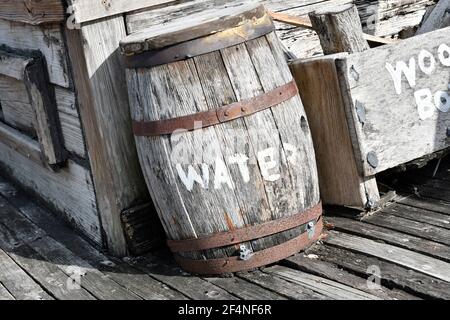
[336,26,450,176]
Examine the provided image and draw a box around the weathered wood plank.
[0,181,186,300]
[129,256,238,300]
[417,0,450,34]
[0,75,36,136]
[65,16,150,256]
[69,0,176,24]
[290,55,379,208]
[337,26,450,176]
[264,265,381,300]
[0,19,69,88]
[326,215,450,262]
[0,0,65,25]
[0,223,96,300]
[237,270,329,300]
[0,122,43,165]
[284,254,419,300]
[310,243,450,299]
[326,231,450,282]
[0,283,14,300]
[0,247,53,300]
[205,276,287,300]
[29,236,141,300]
[384,203,450,229]
[0,141,102,245]
[55,87,86,158]
[397,194,450,215]
[362,211,450,246]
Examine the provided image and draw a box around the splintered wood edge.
[120,3,267,54]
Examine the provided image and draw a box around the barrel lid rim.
[120,2,267,55]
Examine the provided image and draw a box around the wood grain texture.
[68,0,175,24]
[311,243,450,299]
[337,26,450,176]
[0,140,102,245]
[326,230,450,282]
[0,247,53,300]
[65,16,150,256]
[0,75,36,136]
[416,0,450,34]
[125,28,320,263]
[0,0,65,25]
[290,56,379,208]
[309,3,370,54]
[264,265,381,300]
[0,122,43,165]
[0,19,70,88]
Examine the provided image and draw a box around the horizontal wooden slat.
[0,0,65,25]
[0,140,102,245]
[0,122,43,165]
[326,231,450,282]
[0,19,70,88]
[69,0,175,24]
[0,49,32,80]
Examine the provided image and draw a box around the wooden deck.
[1,156,450,300]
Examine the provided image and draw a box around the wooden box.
[291,26,450,209]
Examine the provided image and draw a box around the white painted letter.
[257,148,281,182]
[214,158,234,190]
[385,58,416,95]
[418,49,436,75]
[438,44,450,66]
[176,164,209,191]
[229,154,250,183]
[434,90,450,113]
[414,89,436,120]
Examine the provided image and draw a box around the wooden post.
[309,4,369,55]
[291,4,380,209]
[416,0,450,35]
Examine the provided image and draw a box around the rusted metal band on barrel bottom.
[168,202,322,253]
[123,13,275,69]
[133,80,299,136]
[174,216,323,275]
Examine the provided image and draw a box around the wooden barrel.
[120,3,322,275]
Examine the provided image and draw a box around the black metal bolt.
[447,127,450,138]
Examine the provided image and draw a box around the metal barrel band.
[123,13,275,69]
[167,201,322,253]
[174,216,324,275]
[133,79,299,136]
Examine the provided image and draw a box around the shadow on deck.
[1,154,450,300]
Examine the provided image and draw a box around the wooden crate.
[291,26,450,208]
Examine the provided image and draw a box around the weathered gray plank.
[311,243,450,299]
[29,236,141,300]
[264,265,381,300]
[0,180,186,300]
[337,26,450,176]
[384,203,450,229]
[397,194,450,215]
[204,276,287,300]
[0,0,65,25]
[284,254,420,300]
[362,211,450,246]
[0,141,102,245]
[237,270,329,300]
[66,16,150,256]
[0,19,69,87]
[0,247,53,300]
[0,283,14,300]
[417,0,450,34]
[129,256,238,300]
[0,122,43,165]
[326,231,450,282]
[326,215,450,262]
